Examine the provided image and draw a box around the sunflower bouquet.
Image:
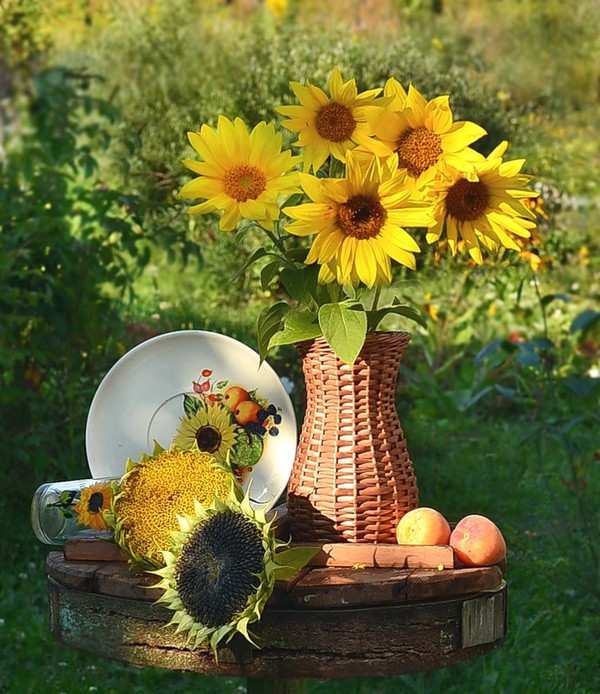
[179,68,538,365]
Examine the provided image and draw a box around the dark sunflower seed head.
[175,510,264,628]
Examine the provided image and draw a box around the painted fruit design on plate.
[172,369,283,482]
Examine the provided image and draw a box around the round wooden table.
[46,545,507,692]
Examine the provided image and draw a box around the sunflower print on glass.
[72,481,114,531]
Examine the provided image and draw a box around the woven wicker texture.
[287,332,419,543]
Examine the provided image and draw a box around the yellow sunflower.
[283,151,433,288]
[173,402,238,465]
[427,141,538,264]
[179,116,300,231]
[151,487,318,656]
[361,79,486,194]
[276,67,384,173]
[73,481,114,531]
[108,444,235,568]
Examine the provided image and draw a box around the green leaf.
[515,351,541,368]
[285,247,309,262]
[235,616,253,642]
[528,337,554,350]
[367,303,426,331]
[280,265,321,311]
[564,377,599,398]
[475,338,504,364]
[540,292,570,308]
[359,279,416,305]
[281,192,306,208]
[274,545,321,581]
[570,309,600,334]
[318,302,367,365]
[231,247,267,282]
[183,393,200,417]
[260,260,282,291]
[268,309,322,348]
[256,302,290,363]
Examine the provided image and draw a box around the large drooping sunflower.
[276,67,384,173]
[151,487,318,656]
[283,151,433,287]
[361,79,486,194]
[173,402,238,466]
[107,443,235,569]
[179,116,300,231]
[427,141,538,264]
[73,481,114,531]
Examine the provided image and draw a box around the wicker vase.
[287,331,419,543]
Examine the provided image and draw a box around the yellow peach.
[396,507,451,546]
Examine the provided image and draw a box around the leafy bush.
[0,65,147,477]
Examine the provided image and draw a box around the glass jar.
[31,477,118,545]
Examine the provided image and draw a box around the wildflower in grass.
[427,141,538,264]
[515,225,553,272]
[265,0,288,18]
[151,487,318,656]
[362,79,486,194]
[284,151,433,288]
[173,403,238,465]
[179,116,299,231]
[276,67,384,173]
[107,443,234,569]
[73,481,114,531]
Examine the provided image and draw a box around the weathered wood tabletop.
[46,541,507,691]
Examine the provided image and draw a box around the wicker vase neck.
[287,331,419,543]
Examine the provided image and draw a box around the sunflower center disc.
[445,178,490,221]
[315,102,357,143]
[175,511,264,628]
[395,126,442,177]
[195,425,222,454]
[223,164,267,201]
[87,492,105,514]
[337,194,387,239]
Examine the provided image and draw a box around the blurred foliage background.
[1,0,599,692]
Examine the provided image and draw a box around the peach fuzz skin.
[450,514,507,567]
[396,507,452,545]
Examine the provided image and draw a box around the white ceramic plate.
[85,330,297,509]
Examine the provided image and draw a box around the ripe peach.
[223,386,250,411]
[396,507,451,546]
[233,400,262,426]
[450,514,507,567]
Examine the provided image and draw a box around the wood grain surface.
[46,552,507,679]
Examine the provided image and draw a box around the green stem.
[533,275,549,339]
[371,285,382,312]
[259,222,294,265]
